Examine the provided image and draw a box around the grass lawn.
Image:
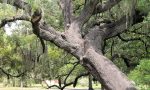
[0,87,101,90]
[0,83,101,90]
[0,84,54,90]
[0,87,49,90]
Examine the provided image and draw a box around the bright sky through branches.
[4,21,20,35]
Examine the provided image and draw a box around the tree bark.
[82,48,136,90]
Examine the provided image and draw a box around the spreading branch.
[48,61,88,90]
[64,62,79,85]
[103,15,127,39]
[0,67,26,78]
[73,72,89,87]
[47,85,61,89]
[59,0,73,30]
[93,0,122,14]
[48,72,89,90]
[0,15,30,28]
[77,0,99,27]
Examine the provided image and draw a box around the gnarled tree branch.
[0,15,30,28]
[77,0,99,27]
[59,0,73,30]
[48,72,89,90]
[93,0,122,14]
[0,67,27,78]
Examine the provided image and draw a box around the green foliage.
[26,0,42,10]
[128,59,150,89]
[137,0,150,12]
[0,4,15,19]
[27,0,63,29]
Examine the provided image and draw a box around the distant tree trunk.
[20,75,27,87]
[20,77,23,88]
[88,75,94,90]
[12,78,16,87]
[6,77,10,87]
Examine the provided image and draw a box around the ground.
[0,83,101,90]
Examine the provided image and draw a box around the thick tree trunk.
[82,48,136,90]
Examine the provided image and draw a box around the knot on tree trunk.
[31,8,42,23]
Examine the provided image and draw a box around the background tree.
[129,59,150,90]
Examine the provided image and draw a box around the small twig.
[110,39,114,57]
[64,62,79,84]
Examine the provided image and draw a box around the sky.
[4,21,20,35]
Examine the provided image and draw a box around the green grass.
[0,87,48,90]
[0,83,101,90]
[0,83,52,90]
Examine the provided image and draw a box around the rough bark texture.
[0,0,139,90]
[82,49,135,90]
[59,0,73,30]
